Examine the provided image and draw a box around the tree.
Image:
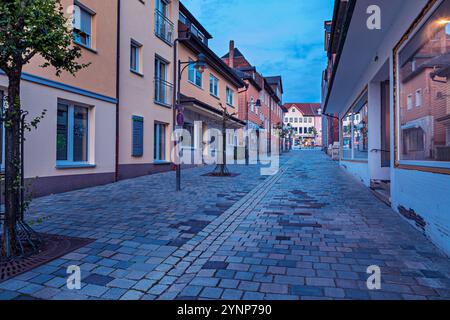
[210,103,237,177]
[0,0,88,258]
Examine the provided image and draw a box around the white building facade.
[323,0,450,256]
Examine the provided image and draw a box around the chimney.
[229,40,235,68]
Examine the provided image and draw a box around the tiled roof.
[284,103,321,116]
[222,48,245,59]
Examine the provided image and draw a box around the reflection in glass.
[398,1,450,162]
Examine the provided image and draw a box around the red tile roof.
[283,103,321,116]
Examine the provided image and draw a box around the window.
[182,123,195,148]
[284,117,288,123]
[154,122,167,161]
[155,57,170,105]
[407,94,413,110]
[132,116,144,157]
[130,40,142,73]
[250,97,255,113]
[188,58,202,87]
[397,0,450,163]
[294,118,298,123]
[73,5,93,48]
[226,87,234,106]
[299,117,303,123]
[56,102,89,164]
[415,89,422,107]
[155,0,174,43]
[341,90,369,160]
[353,102,369,159]
[308,117,313,123]
[209,74,219,97]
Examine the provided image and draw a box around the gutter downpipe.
[115,0,121,182]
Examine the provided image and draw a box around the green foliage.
[0,0,89,77]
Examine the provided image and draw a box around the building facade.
[323,0,450,256]
[283,103,322,147]
[178,4,246,164]
[117,0,178,180]
[1,0,119,197]
[222,42,285,154]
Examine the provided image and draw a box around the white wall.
[368,82,390,181]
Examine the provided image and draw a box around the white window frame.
[188,58,202,88]
[73,4,94,49]
[226,87,234,106]
[407,94,413,110]
[56,101,91,167]
[209,74,219,97]
[130,40,142,74]
[415,89,422,107]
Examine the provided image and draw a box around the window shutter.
[132,116,144,157]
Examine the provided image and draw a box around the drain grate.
[0,234,94,283]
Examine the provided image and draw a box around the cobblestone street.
[0,151,449,300]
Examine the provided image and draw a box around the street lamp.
[172,43,207,191]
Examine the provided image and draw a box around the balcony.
[154,78,173,107]
[155,10,174,45]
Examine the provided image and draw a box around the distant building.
[222,42,284,153]
[283,103,322,147]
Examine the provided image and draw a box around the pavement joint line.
[148,162,293,297]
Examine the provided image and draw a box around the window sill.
[131,69,144,77]
[56,163,96,169]
[73,41,97,54]
[188,80,203,90]
[155,33,173,47]
[227,103,235,108]
[154,100,172,109]
[210,93,220,100]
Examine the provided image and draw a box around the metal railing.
[154,78,173,106]
[155,10,174,44]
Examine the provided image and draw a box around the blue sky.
[181,0,334,103]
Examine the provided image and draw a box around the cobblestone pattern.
[0,151,449,300]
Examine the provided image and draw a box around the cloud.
[181,0,333,102]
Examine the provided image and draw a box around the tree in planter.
[0,0,88,259]
[210,103,237,177]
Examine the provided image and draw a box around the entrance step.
[370,180,391,206]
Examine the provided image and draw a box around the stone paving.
[1,151,449,300]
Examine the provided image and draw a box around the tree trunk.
[2,70,22,257]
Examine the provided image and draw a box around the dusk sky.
[181,0,334,103]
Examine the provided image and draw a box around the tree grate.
[0,233,94,283]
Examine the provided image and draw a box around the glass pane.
[398,1,450,162]
[130,45,138,71]
[80,9,92,35]
[57,104,69,161]
[73,106,88,162]
[353,103,369,159]
[154,124,166,160]
[342,113,352,159]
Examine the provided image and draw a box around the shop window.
[397,0,450,163]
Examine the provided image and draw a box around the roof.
[222,48,245,59]
[180,35,245,88]
[265,76,283,93]
[179,2,213,39]
[284,103,322,116]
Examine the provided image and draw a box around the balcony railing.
[154,78,173,107]
[155,10,174,44]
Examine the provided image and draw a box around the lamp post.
[172,39,207,191]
